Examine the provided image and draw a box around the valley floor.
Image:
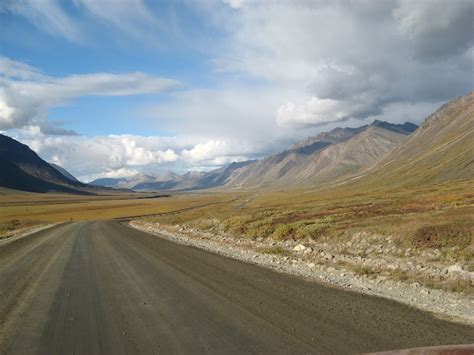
[1,180,472,332]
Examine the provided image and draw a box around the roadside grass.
[353,265,377,276]
[0,191,247,242]
[2,178,472,271]
[258,246,290,256]
[146,179,473,267]
[0,219,45,239]
[0,192,243,223]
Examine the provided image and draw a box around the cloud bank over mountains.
[221,0,473,127]
[15,128,261,181]
[0,0,472,179]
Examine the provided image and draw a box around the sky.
[0,0,473,182]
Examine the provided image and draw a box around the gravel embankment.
[129,220,474,325]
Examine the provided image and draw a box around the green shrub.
[294,216,335,240]
[295,223,330,240]
[272,223,296,240]
[272,216,335,240]
[222,215,255,232]
[244,217,274,239]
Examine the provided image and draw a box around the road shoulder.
[128,220,474,325]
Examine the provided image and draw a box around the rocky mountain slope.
[353,92,474,187]
[224,121,417,188]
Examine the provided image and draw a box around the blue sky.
[0,1,227,136]
[0,0,472,181]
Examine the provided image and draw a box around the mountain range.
[1,93,472,194]
[222,120,418,188]
[90,160,256,191]
[90,119,417,190]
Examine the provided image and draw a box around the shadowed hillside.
[0,134,117,194]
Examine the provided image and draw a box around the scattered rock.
[293,244,306,252]
[445,264,464,274]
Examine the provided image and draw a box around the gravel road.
[0,221,472,354]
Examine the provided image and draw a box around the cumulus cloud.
[181,139,251,167]
[0,56,181,133]
[15,132,180,179]
[11,131,261,181]
[90,168,140,180]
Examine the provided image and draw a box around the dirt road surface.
[0,221,472,354]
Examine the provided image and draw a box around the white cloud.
[1,0,162,43]
[10,130,261,181]
[181,140,250,166]
[0,56,44,80]
[74,0,158,36]
[277,97,348,127]
[140,86,297,146]
[87,168,140,182]
[1,0,83,41]
[0,57,181,132]
[222,0,246,9]
[182,140,228,162]
[118,136,179,166]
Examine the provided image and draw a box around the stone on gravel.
[446,264,464,274]
[293,244,306,252]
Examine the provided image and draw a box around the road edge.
[127,220,474,326]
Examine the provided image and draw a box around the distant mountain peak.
[291,120,417,151]
[370,120,418,134]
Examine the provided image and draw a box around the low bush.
[222,215,255,233]
[295,223,329,240]
[272,223,296,240]
[272,216,335,240]
[411,224,472,249]
[244,217,274,239]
